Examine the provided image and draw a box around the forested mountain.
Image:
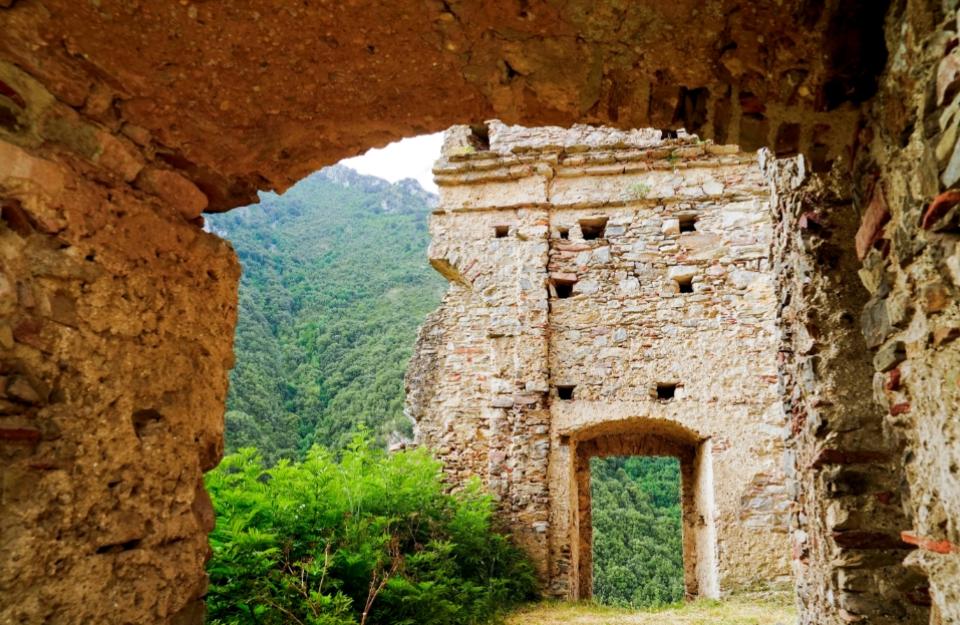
[208,166,446,462]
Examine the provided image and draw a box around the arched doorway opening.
[568,419,717,602]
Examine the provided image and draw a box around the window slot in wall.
[656,383,677,400]
[551,278,576,299]
[677,276,693,294]
[494,225,510,238]
[679,215,697,233]
[556,385,576,400]
[558,227,570,240]
[579,217,608,240]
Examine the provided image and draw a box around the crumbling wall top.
[442,121,681,158]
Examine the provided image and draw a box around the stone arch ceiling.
[1,0,887,209]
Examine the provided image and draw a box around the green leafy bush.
[206,436,537,625]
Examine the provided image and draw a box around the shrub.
[205,436,537,624]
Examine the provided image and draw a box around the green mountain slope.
[208,165,446,462]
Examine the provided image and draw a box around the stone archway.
[570,420,716,602]
[2,2,959,624]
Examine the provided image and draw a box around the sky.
[341,132,444,193]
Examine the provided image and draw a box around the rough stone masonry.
[406,121,793,599]
[3,1,960,623]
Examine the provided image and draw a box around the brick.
[885,368,902,391]
[0,427,41,442]
[855,186,889,260]
[921,190,960,230]
[890,402,911,416]
[901,531,959,554]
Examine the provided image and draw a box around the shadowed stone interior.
[1,1,959,624]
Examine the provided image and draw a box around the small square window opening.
[656,383,677,400]
[552,278,576,298]
[579,217,608,240]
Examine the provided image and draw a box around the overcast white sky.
[341,133,444,193]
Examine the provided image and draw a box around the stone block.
[873,341,906,372]
[855,186,890,260]
[667,265,698,281]
[135,168,208,219]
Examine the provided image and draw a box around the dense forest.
[590,456,684,606]
[207,166,446,462]
[208,167,684,615]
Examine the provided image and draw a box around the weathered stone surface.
[0,105,239,623]
[1,1,959,624]
[873,340,906,372]
[135,168,209,219]
[409,125,789,600]
[0,0,886,202]
[764,155,928,625]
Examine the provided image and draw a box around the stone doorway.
[571,421,718,602]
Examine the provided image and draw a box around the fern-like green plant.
[205,435,537,625]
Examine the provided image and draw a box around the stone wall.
[0,63,239,624]
[765,153,929,625]
[4,1,960,623]
[406,122,792,598]
[851,2,960,622]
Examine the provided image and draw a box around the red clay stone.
[885,368,902,391]
[890,402,911,416]
[921,190,960,230]
[901,531,959,554]
[855,185,890,260]
[0,428,41,442]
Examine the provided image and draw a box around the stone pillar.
[765,153,929,624]
[0,63,239,624]
[856,3,960,622]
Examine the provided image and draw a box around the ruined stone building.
[2,1,960,624]
[407,122,791,599]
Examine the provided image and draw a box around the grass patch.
[506,593,796,625]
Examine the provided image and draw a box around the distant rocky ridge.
[318,164,438,213]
